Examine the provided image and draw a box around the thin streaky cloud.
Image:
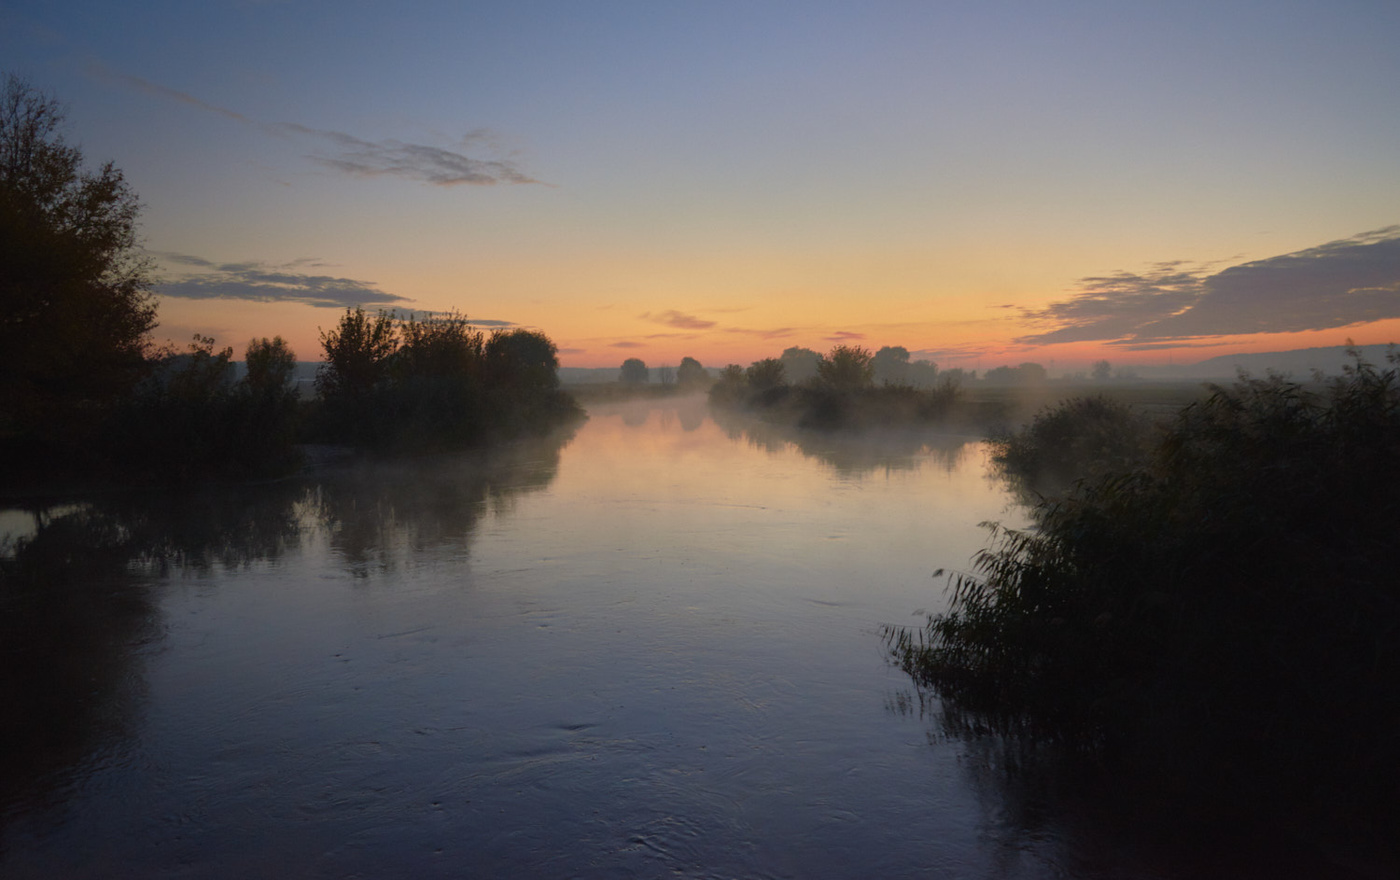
[92,66,251,123]
[101,67,540,187]
[723,326,795,339]
[640,310,717,330]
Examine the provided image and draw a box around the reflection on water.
[709,402,976,478]
[1,398,1320,879]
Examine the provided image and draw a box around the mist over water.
[1,396,1239,879]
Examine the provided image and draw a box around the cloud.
[274,122,539,186]
[825,331,866,341]
[156,253,410,309]
[640,310,716,330]
[1017,227,1400,345]
[609,341,644,348]
[100,66,540,188]
[723,326,795,339]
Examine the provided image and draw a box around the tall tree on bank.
[0,75,156,439]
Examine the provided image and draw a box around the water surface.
[2,396,1215,878]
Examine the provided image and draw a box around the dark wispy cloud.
[99,67,540,188]
[157,253,410,309]
[825,331,866,341]
[640,310,717,330]
[1018,227,1400,345]
[273,122,538,186]
[610,341,644,349]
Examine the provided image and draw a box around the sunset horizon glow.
[6,1,1398,374]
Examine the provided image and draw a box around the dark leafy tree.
[485,328,560,393]
[817,345,874,389]
[907,359,938,388]
[745,358,786,391]
[872,346,910,386]
[0,75,156,441]
[676,356,708,387]
[396,311,483,380]
[1090,359,1112,381]
[244,336,297,397]
[316,307,398,398]
[619,357,649,384]
[779,346,821,384]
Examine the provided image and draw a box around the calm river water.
[1,396,1279,878]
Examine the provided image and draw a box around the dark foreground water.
[0,397,1364,879]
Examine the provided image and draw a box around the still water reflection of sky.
[2,397,1215,880]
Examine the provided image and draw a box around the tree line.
[0,75,578,487]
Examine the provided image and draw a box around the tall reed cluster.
[889,350,1400,821]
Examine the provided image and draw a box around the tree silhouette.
[619,357,649,384]
[745,357,786,391]
[779,347,821,384]
[245,336,297,397]
[0,75,156,438]
[316,307,399,398]
[817,345,874,389]
[485,328,559,393]
[1091,359,1112,381]
[872,346,910,386]
[676,356,708,387]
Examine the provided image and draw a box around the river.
[1,395,1248,878]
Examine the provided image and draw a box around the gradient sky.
[5,0,1400,370]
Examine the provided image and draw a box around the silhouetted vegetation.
[676,356,709,388]
[0,79,580,489]
[710,344,963,430]
[312,308,581,452]
[990,394,1157,501]
[619,357,649,385]
[888,350,1400,840]
[0,75,157,472]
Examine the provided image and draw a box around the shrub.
[991,395,1155,498]
[889,351,1400,820]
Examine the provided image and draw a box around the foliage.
[816,345,874,389]
[676,356,708,387]
[778,346,821,384]
[888,351,1400,821]
[485,328,560,393]
[872,345,910,386]
[990,394,1155,499]
[314,309,578,451]
[104,335,302,479]
[0,75,156,443]
[245,336,297,397]
[316,307,399,399]
[619,357,649,385]
[1090,359,1112,381]
[982,362,1047,385]
[745,357,786,391]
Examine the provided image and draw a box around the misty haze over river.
[3,396,1304,879]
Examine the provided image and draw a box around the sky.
[4,0,1400,371]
